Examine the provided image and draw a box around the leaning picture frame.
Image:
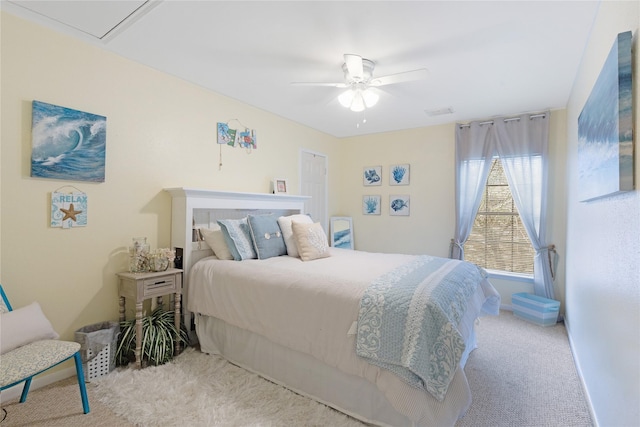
[272,178,288,194]
[330,216,354,249]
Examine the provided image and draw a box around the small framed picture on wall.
[273,178,288,194]
[363,166,382,186]
[389,195,410,216]
[389,164,410,185]
[363,195,381,215]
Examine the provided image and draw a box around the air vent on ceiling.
[425,107,455,117]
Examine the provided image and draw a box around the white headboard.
[164,187,310,325]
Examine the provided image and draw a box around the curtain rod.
[458,113,546,129]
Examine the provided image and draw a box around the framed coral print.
[363,195,381,215]
[363,166,382,186]
[389,164,410,185]
[389,195,410,216]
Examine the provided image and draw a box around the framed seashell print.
[389,164,410,185]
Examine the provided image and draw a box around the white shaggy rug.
[93,348,366,426]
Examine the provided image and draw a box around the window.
[465,158,534,275]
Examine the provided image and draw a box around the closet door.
[300,150,328,232]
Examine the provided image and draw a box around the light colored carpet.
[0,311,593,426]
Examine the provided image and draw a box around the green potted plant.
[116,307,189,367]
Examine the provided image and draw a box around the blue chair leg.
[19,377,32,403]
[73,352,90,414]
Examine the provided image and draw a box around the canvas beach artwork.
[578,31,634,202]
[31,101,107,182]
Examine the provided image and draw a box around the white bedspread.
[188,248,500,425]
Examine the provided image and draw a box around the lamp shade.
[350,91,365,112]
[362,89,379,108]
[338,90,355,108]
[338,87,378,112]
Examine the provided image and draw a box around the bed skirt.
[195,314,476,427]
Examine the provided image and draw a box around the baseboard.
[500,303,513,311]
[0,366,76,404]
[563,316,599,427]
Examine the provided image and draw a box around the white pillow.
[0,302,59,354]
[291,221,331,262]
[277,214,313,258]
[200,226,234,260]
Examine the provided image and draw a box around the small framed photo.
[389,195,410,216]
[363,166,382,186]
[363,195,381,215]
[273,178,288,194]
[389,164,410,185]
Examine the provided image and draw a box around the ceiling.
[2,1,601,138]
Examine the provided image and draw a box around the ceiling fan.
[292,54,428,112]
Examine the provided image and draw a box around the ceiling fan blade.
[290,82,348,88]
[370,68,429,86]
[344,54,364,82]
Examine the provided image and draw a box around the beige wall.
[1,3,577,400]
[564,2,640,426]
[0,12,340,347]
[339,111,568,307]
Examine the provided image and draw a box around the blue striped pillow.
[217,218,257,261]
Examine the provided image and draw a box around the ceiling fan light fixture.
[338,90,355,108]
[362,89,379,108]
[350,92,365,112]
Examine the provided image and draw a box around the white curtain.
[453,111,556,300]
[494,112,555,299]
[451,121,494,260]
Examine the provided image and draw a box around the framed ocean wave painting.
[31,101,107,182]
[578,31,633,202]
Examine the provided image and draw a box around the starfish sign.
[60,203,82,222]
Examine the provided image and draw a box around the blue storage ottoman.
[512,292,560,326]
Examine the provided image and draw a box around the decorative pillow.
[247,214,287,260]
[200,226,234,260]
[217,218,257,261]
[0,302,59,354]
[277,214,313,258]
[291,221,331,261]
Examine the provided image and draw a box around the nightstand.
[117,268,182,369]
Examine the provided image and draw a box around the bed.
[165,187,500,427]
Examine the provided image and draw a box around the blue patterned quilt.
[356,255,486,401]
